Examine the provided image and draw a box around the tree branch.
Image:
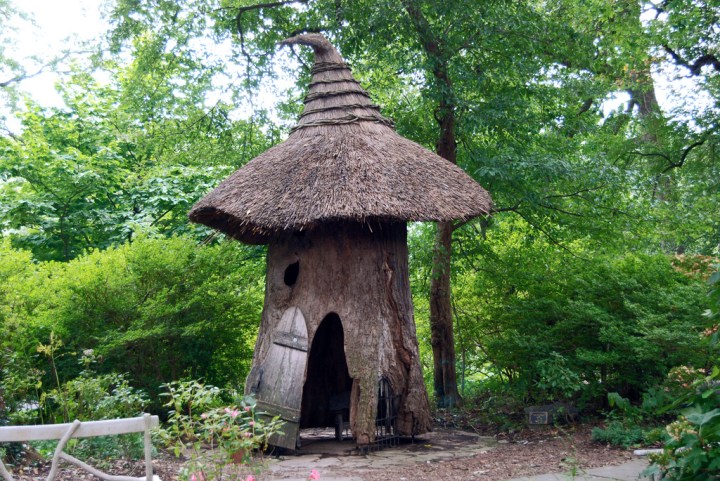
[543,185,606,200]
[150,204,177,227]
[492,203,522,213]
[663,44,720,76]
[577,98,593,116]
[536,202,584,217]
[662,137,707,173]
[629,149,672,163]
[0,64,51,88]
[0,50,82,88]
[514,210,588,260]
[232,0,310,35]
[1,127,23,144]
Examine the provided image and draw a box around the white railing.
[0,414,160,481]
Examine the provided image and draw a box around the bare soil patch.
[360,424,634,481]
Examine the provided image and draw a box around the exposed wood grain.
[248,223,431,447]
[0,416,159,442]
[246,307,308,449]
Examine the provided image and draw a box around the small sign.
[528,411,549,425]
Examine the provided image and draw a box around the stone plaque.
[528,411,549,424]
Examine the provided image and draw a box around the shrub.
[159,380,284,481]
[449,218,711,407]
[591,421,647,448]
[0,237,265,406]
[645,265,720,480]
[2,348,150,462]
[591,392,649,448]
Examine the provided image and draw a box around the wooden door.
[246,307,308,450]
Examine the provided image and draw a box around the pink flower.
[190,473,204,481]
[249,420,255,426]
[244,432,252,437]
[224,407,240,418]
[245,476,256,481]
[244,406,251,412]
[308,469,320,480]
[200,413,208,419]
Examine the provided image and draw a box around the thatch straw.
[189,34,493,244]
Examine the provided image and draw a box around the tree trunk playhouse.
[189,34,492,450]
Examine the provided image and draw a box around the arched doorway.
[300,313,353,430]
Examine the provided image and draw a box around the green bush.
[42,353,149,424]
[159,380,284,481]
[645,265,720,480]
[591,420,647,448]
[9,349,151,461]
[0,236,265,407]
[591,392,650,448]
[448,217,711,407]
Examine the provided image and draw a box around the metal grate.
[358,378,400,454]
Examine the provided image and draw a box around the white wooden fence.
[0,414,160,481]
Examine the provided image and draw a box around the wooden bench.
[0,414,160,481]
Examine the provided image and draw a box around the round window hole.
[284,261,300,287]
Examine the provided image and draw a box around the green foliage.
[591,420,647,449]
[646,367,720,480]
[159,380,284,481]
[591,392,648,448]
[450,216,711,406]
[535,353,584,402]
[43,364,149,461]
[0,236,265,407]
[0,68,277,261]
[646,265,720,480]
[42,354,149,424]
[1,348,150,462]
[1,0,718,441]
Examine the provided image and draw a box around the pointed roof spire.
[281,33,394,133]
[189,34,493,244]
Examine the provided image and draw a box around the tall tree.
[102,0,674,406]
[70,0,720,405]
[1,54,279,260]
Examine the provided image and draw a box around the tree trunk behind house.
[245,222,431,447]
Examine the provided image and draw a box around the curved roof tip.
[189,33,493,244]
[280,33,345,64]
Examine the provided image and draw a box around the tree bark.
[247,222,431,448]
[403,0,463,408]
[430,221,461,407]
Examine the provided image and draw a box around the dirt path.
[265,425,634,481]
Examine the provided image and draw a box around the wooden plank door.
[247,307,308,450]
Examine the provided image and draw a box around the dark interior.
[300,313,353,428]
[284,260,300,286]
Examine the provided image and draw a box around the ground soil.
[361,424,635,481]
[7,422,635,481]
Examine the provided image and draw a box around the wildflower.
[230,409,240,418]
[190,473,205,481]
[200,413,208,419]
[244,406,251,412]
[308,469,320,480]
[667,418,694,441]
[249,420,255,426]
[245,475,256,481]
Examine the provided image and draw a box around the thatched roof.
[189,34,493,244]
